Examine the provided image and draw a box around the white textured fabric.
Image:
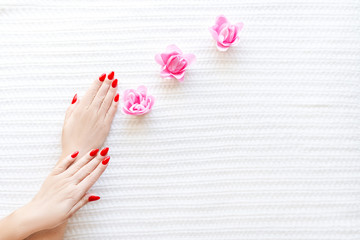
[0,0,360,239]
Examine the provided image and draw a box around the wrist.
[16,204,43,238]
[0,204,41,240]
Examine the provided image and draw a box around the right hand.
[25,149,110,232]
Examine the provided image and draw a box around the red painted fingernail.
[102,156,110,165]
[71,151,79,158]
[88,195,100,202]
[108,71,114,80]
[90,149,99,157]
[71,94,77,104]
[100,147,109,156]
[112,79,118,88]
[99,73,106,82]
[114,93,119,102]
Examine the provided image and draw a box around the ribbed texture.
[0,0,360,239]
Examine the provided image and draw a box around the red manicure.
[71,151,79,158]
[88,195,100,202]
[100,147,109,156]
[102,156,110,165]
[99,73,106,82]
[90,149,99,157]
[112,79,118,88]
[108,71,115,80]
[71,94,77,104]
[114,93,119,102]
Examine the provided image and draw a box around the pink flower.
[209,15,244,51]
[155,44,196,82]
[122,86,154,116]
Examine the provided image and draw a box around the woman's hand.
[61,72,119,158]
[28,149,109,232]
[25,73,119,240]
[0,149,110,240]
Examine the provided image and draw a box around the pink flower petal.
[215,15,229,27]
[216,42,230,51]
[209,27,219,41]
[155,45,195,82]
[137,85,148,95]
[160,52,177,66]
[154,54,164,65]
[230,36,240,46]
[210,15,243,51]
[147,96,155,109]
[214,15,229,33]
[177,76,185,82]
[160,69,172,78]
[171,71,185,80]
[122,107,132,115]
[235,22,244,31]
[225,25,236,43]
[122,86,154,116]
[218,26,230,43]
[166,44,183,54]
[166,56,187,73]
[183,54,196,65]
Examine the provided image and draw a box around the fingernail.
[99,73,106,82]
[112,79,118,88]
[71,151,79,158]
[100,147,109,156]
[71,94,77,104]
[102,156,110,165]
[108,71,115,80]
[90,149,99,157]
[114,93,119,102]
[88,195,100,202]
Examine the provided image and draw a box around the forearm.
[0,205,40,240]
[25,154,70,240]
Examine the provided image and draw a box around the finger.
[66,149,99,176]
[53,151,79,175]
[105,93,119,123]
[91,71,114,110]
[99,78,118,116]
[80,73,106,106]
[77,155,110,195]
[73,148,109,183]
[68,193,100,218]
[64,93,79,120]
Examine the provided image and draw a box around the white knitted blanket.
[0,0,359,239]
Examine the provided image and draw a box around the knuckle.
[70,188,81,199]
[67,212,74,219]
[68,175,78,185]
[95,121,107,129]
[95,95,104,101]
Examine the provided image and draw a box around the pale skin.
[0,72,119,240]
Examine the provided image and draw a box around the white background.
[0,0,359,239]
